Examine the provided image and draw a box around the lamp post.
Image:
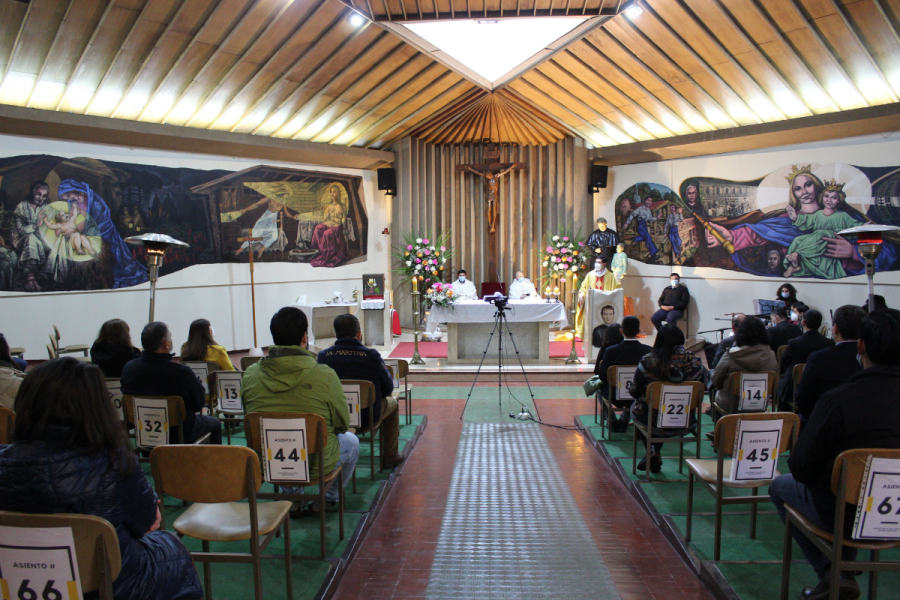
[837,224,900,312]
[410,277,425,365]
[126,233,189,323]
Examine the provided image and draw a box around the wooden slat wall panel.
[0,0,28,76]
[391,136,589,326]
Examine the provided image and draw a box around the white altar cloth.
[427,299,568,328]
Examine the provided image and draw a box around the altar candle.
[553,286,559,295]
[545,286,551,296]
[412,277,418,293]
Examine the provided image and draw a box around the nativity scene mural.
[614,163,900,280]
[0,156,367,292]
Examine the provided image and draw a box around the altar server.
[454,269,478,300]
[575,256,621,339]
[509,271,538,299]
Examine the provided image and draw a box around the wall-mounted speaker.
[377,167,397,195]
[589,164,608,193]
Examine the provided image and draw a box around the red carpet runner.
[387,341,585,359]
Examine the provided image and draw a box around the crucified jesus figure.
[459,164,517,234]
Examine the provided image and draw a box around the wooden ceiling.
[0,0,899,152]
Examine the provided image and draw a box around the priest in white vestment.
[509,271,538,299]
[575,256,621,339]
[454,269,478,300]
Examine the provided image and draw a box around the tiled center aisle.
[425,422,621,599]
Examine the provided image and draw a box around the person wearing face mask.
[776,283,800,313]
[454,269,478,301]
[767,306,802,353]
[121,322,222,445]
[650,274,690,331]
[574,256,621,340]
[180,318,235,370]
[509,270,538,299]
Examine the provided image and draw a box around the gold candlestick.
[411,277,425,365]
[566,274,581,365]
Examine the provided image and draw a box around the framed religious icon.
[362,273,385,300]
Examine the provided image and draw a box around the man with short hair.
[777,309,834,410]
[623,196,659,259]
[575,256,621,339]
[509,271,538,299]
[121,321,222,445]
[454,269,477,300]
[711,313,746,369]
[770,309,900,600]
[650,273,690,331]
[586,217,619,264]
[241,307,359,513]
[795,305,866,421]
[595,315,651,432]
[317,314,403,470]
[768,306,801,353]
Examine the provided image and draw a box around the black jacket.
[120,352,206,441]
[711,335,736,369]
[768,321,801,353]
[657,285,690,311]
[91,342,141,378]
[318,337,394,427]
[789,365,900,528]
[595,340,652,405]
[776,330,835,406]
[795,341,862,419]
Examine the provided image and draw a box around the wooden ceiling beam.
[24,0,78,108]
[370,6,616,19]
[0,0,34,92]
[49,0,116,111]
[501,91,572,141]
[503,86,586,140]
[405,89,485,140]
[416,91,482,144]
[495,95,551,144]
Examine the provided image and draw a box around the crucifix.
[456,144,526,279]
[237,235,264,348]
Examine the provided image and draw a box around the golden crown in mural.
[824,178,845,192]
[785,164,813,183]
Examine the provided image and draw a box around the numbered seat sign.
[615,367,637,399]
[186,363,210,395]
[852,457,900,540]
[216,372,243,412]
[133,398,169,448]
[342,384,361,428]
[384,360,400,389]
[0,525,83,600]
[729,418,783,481]
[657,385,692,429]
[739,373,768,412]
[261,418,309,483]
[106,379,124,422]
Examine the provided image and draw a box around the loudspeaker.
[377,167,396,195]
[589,164,608,193]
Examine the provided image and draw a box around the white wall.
[0,134,394,356]
[594,132,900,340]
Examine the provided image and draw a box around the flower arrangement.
[424,281,457,309]
[393,231,454,290]
[539,227,588,287]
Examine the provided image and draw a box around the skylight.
[403,18,586,85]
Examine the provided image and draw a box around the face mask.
[518,277,525,283]
[210,327,215,338]
[671,280,678,288]
[857,353,864,368]
[790,312,798,321]
[781,291,790,299]
[459,276,466,283]
[594,264,602,272]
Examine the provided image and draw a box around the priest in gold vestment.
[575,256,621,339]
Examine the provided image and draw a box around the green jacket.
[241,345,350,479]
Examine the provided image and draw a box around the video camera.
[487,295,509,310]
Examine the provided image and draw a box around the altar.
[294,302,359,346]
[427,300,568,364]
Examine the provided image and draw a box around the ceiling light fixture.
[350,13,365,26]
[625,1,643,18]
[477,20,498,24]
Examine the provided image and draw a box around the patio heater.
[126,233,189,322]
[836,224,900,312]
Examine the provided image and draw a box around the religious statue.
[459,164,518,234]
[611,243,628,281]
[585,217,619,264]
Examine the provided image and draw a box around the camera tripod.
[458,302,540,422]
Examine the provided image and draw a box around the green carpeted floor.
[580,414,900,599]
[143,416,423,600]
[424,384,584,424]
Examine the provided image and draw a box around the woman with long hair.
[710,317,777,415]
[0,333,24,409]
[180,318,235,370]
[593,324,624,376]
[0,358,202,600]
[629,325,706,473]
[91,319,141,378]
[776,283,800,313]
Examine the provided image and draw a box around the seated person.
[630,325,706,472]
[318,314,403,469]
[770,308,900,600]
[710,317,777,414]
[121,322,222,445]
[90,318,141,378]
[180,318,235,371]
[710,313,745,369]
[650,273,690,331]
[241,307,359,513]
[1,333,27,372]
[0,333,24,409]
[454,269,477,300]
[860,294,888,313]
[795,305,865,421]
[768,306,801,353]
[776,309,833,410]
[594,324,624,377]
[595,316,651,433]
[509,271,538,299]
[0,357,202,600]
[777,282,801,314]
[791,302,809,325]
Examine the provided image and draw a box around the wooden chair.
[597,364,638,439]
[182,360,220,410]
[686,412,800,560]
[105,378,125,423]
[0,511,122,600]
[53,325,90,357]
[776,344,788,366]
[714,370,779,419]
[244,412,344,559]
[632,381,705,482]
[780,448,900,600]
[791,363,806,412]
[343,379,383,480]
[384,359,412,425]
[0,406,15,444]
[210,370,245,444]
[122,395,211,462]
[150,445,292,600]
[241,355,263,371]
